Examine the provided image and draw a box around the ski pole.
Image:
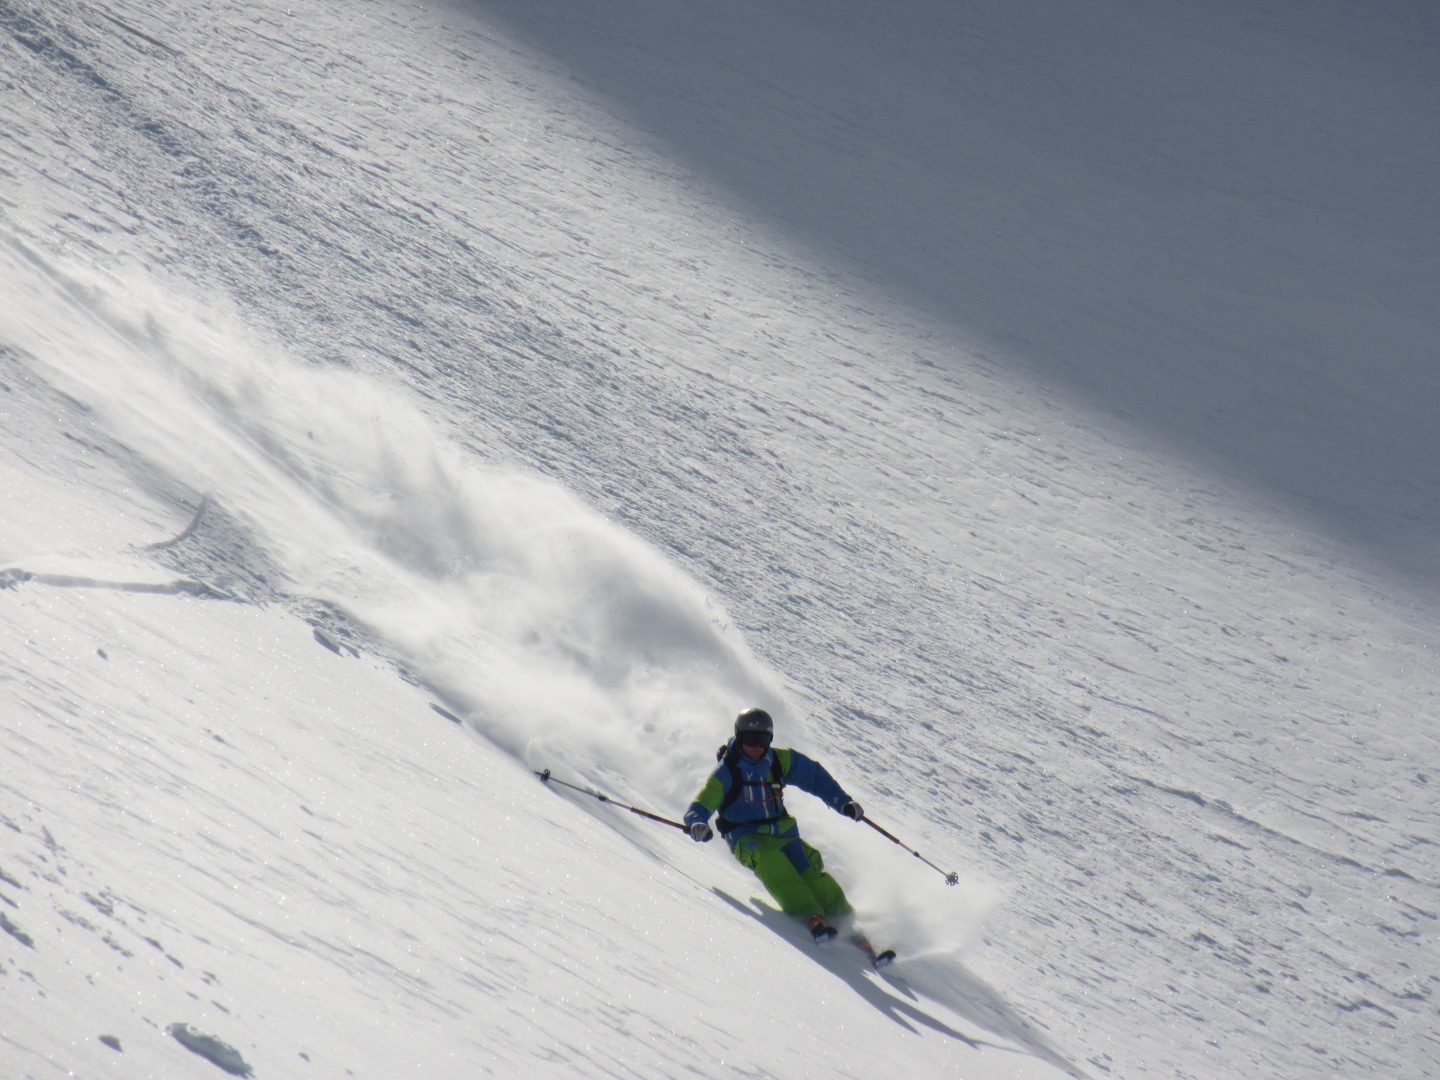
[535,768,688,831]
[862,816,960,886]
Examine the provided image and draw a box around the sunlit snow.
[3,2,1436,1078]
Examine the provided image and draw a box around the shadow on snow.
[712,888,1084,1078]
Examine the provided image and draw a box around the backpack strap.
[714,745,788,837]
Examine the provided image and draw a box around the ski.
[806,920,894,966]
[851,933,896,969]
[806,915,839,944]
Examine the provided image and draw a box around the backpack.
[713,742,787,837]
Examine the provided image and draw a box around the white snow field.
[2,1,1437,1078]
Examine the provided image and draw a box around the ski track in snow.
[4,1,1439,1078]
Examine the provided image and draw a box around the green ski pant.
[732,833,851,919]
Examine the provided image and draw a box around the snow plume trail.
[1,237,780,807]
[4,239,995,956]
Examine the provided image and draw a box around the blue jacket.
[685,741,852,845]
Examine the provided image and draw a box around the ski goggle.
[739,730,772,748]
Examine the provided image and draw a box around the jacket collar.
[727,738,775,769]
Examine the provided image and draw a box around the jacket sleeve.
[684,771,727,827]
[782,749,851,813]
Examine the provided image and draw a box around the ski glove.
[688,822,714,843]
[842,801,864,821]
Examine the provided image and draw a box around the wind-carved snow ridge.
[0,566,228,598]
[4,237,781,819]
[0,498,236,601]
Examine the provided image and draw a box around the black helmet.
[734,707,774,742]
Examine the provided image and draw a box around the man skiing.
[684,707,866,945]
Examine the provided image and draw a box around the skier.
[684,707,865,944]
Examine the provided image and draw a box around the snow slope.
[3,1,1437,1077]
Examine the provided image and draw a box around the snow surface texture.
[2,1,1437,1077]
